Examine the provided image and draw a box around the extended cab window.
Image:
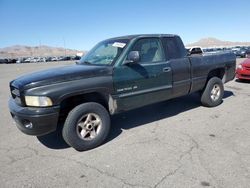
[163,37,186,60]
[130,38,164,63]
[191,48,203,54]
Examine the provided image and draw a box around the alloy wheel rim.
[210,84,221,101]
[76,113,102,141]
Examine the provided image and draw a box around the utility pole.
[39,39,41,57]
[63,37,66,56]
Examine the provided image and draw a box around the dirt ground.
[0,59,250,188]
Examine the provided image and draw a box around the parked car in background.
[203,48,224,54]
[74,55,81,60]
[186,46,203,55]
[236,58,250,81]
[245,50,250,58]
[16,58,25,64]
[51,57,59,61]
[61,56,72,61]
[24,57,31,63]
[232,47,248,58]
[0,55,82,64]
[1,58,17,64]
[0,58,9,64]
[30,58,38,63]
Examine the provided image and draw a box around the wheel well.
[201,68,225,91]
[207,68,225,81]
[58,92,109,123]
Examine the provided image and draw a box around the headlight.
[25,96,53,107]
[237,64,243,70]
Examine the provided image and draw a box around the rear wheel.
[62,102,110,151]
[201,77,224,107]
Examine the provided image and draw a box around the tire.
[201,77,224,107]
[62,102,110,151]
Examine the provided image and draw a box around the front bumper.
[236,68,250,80]
[8,98,60,136]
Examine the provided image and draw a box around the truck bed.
[188,52,236,93]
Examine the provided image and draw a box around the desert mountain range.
[0,45,84,58]
[186,37,250,48]
[1,38,250,58]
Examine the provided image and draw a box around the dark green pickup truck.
[9,34,236,151]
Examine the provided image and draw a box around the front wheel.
[201,77,224,107]
[62,102,110,151]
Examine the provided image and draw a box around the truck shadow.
[37,90,234,150]
[106,90,234,143]
[37,123,70,149]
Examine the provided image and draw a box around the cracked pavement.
[0,59,250,188]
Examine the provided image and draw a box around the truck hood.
[11,64,112,90]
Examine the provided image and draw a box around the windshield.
[79,39,129,65]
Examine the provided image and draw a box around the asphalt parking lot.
[0,59,250,188]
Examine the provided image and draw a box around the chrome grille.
[245,67,250,71]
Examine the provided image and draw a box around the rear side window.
[162,37,186,60]
[191,48,202,54]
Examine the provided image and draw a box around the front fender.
[24,76,114,105]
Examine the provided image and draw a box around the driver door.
[113,37,173,111]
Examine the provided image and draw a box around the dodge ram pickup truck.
[9,34,236,151]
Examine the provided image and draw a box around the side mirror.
[125,51,140,64]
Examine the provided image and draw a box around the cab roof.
[107,34,179,41]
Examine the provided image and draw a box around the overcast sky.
[0,0,250,50]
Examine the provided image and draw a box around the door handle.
[163,67,171,72]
